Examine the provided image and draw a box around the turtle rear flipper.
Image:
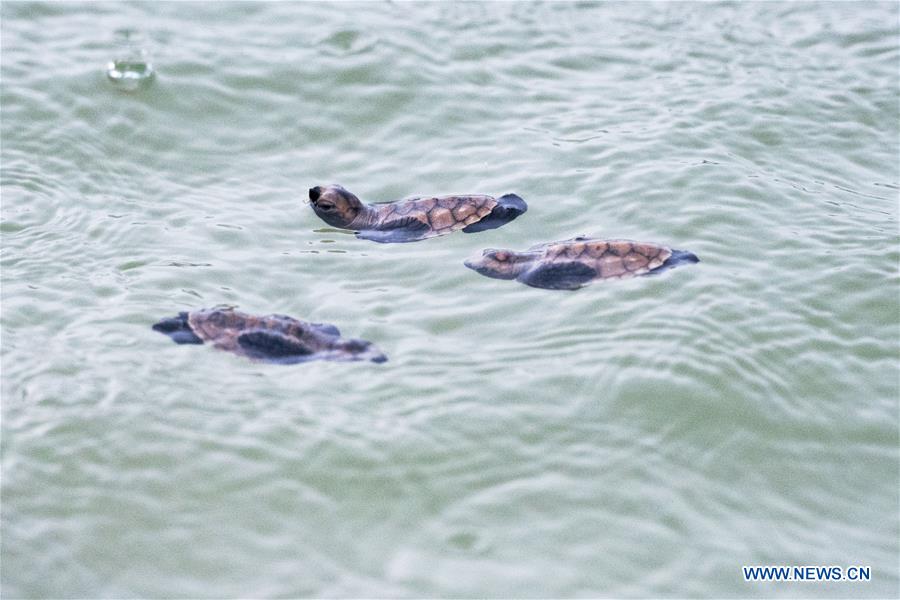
[518,261,596,290]
[152,312,203,344]
[651,249,700,275]
[237,329,314,363]
[357,216,430,243]
[463,194,527,233]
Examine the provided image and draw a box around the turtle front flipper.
[357,216,431,243]
[152,312,204,344]
[309,322,341,337]
[236,329,314,363]
[462,194,528,233]
[518,261,597,290]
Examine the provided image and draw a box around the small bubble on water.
[106,28,154,92]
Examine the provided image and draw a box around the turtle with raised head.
[464,237,699,290]
[307,184,527,243]
[152,307,386,364]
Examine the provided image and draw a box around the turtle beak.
[464,248,494,270]
[308,186,322,205]
[463,252,520,280]
[463,256,484,271]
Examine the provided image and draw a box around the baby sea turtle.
[152,307,386,364]
[308,184,527,243]
[464,237,699,290]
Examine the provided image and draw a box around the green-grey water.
[2,2,898,598]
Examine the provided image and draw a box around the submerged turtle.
[152,307,386,364]
[464,237,699,290]
[307,184,527,243]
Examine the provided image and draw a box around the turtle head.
[308,184,365,228]
[464,248,533,280]
[337,337,388,363]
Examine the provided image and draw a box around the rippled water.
[2,2,898,598]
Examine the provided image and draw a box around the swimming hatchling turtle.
[308,184,527,243]
[464,237,699,290]
[152,307,386,364]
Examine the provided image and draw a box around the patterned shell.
[166,308,387,363]
[187,309,330,353]
[369,195,497,240]
[534,239,672,280]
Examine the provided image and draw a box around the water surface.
[2,2,898,598]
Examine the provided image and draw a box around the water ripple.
[2,1,898,598]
